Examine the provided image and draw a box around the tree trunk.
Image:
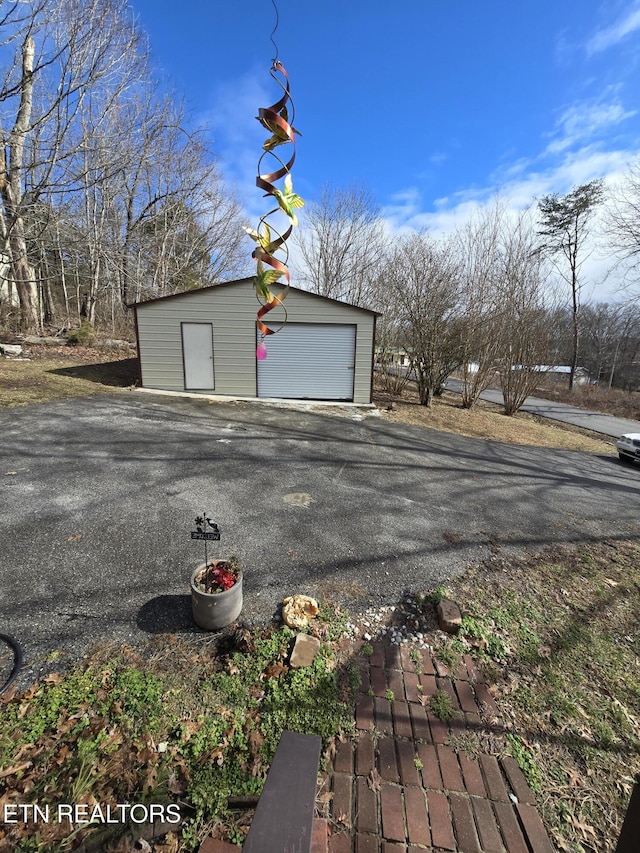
[0,36,39,331]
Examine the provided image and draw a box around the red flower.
[202,561,238,593]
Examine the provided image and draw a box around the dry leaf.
[66,533,82,542]
[570,815,597,840]
[367,768,382,792]
[265,661,288,679]
[167,772,187,795]
[0,760,32,779]
[567,769,583,788]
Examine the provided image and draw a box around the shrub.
[67,323,96,346]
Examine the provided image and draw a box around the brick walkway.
[325,641,556,853]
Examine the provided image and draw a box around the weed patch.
[434,540,640,852]
[0,619,355,851]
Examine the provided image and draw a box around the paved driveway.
[2,393,639,684]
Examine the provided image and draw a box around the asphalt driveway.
[2,392,639,685]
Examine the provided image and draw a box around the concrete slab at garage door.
[257,323,356,400]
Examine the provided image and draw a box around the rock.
[282,594,319,629]
[290,633,321,668]
[437,599,462,634]
[0,344,22,356]
[22,335,64,346]
[96,339,136,348]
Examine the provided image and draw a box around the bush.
[67,323,96,346]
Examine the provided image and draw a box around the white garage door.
[257,323,356,400]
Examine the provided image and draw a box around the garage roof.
[131,277,380,315]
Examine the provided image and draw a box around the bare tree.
[390,232,463,407]
[603,157,640,294]
[0,0,148,330]
[580,301,640,389]
[498,212,553,415]
[454,203,505,408]
[0,0,247,334]
[294,183,385,307]
[538,180,604,391]
[370,266,411,395]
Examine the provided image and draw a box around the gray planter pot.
[190,561,243,630]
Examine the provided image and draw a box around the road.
[444,378,640,438]
[2,392,639,686]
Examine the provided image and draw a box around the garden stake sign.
[244,5,303,360]
[190,512,220,590]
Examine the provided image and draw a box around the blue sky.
[129,0,640,299]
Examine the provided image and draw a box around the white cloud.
[378,145,639,303]
[586,4,640,55]
[545,99,636,154]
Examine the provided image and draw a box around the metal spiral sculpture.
[244,60,303,360]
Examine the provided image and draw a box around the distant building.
[534,365,591,385]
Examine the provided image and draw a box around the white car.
[616,433,640,465]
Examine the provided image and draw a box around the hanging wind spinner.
[244,59,303,360]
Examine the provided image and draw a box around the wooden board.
[243,730,322,853]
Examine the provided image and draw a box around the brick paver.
[392,701,413,739]
[335,739,354,774]
[403,786,431,847]
[436,745,465,792]
[427,790,456,850]
[378,736,399,783]
[449,793,482,853]
[408,701,431,742]
[374,697,394,734]
[471,797,504,852]
[356,776,378,834]
[516,803,556,853]
[492,800,531,853]
[502,755,537,804]
[333,773,353,827]
[325,640,555,853]
[396,739,421,787]
[380,783,405,842]
[370,666,388,698]
[357,733,375,777]
[458,752,486,797]
[479,754,510,802]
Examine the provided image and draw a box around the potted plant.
[190,556,243,631]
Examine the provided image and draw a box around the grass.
[0,615,356,852]
[430,539,640,852]
[374,378,616,455]
[0,344,138,408]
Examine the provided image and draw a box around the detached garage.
[133,278,377,404]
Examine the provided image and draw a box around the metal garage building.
[133,278,377,404]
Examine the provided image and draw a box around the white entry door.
[182,323,214,390]
[257,323,356,400]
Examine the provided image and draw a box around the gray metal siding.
[136,281,375,404]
